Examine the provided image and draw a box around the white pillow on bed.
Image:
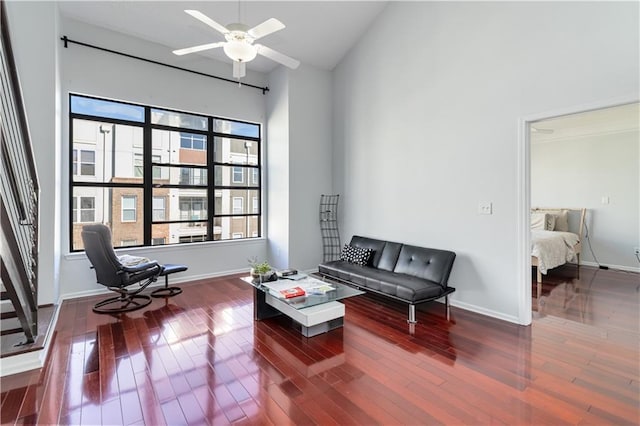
[548,209,569,232]
[531,212,555,230]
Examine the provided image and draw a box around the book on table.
[279,286,306,298]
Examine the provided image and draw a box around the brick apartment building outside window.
[69,94,262,251]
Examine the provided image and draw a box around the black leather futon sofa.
[318,235,456,322]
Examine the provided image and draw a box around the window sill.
[64,237,267,261]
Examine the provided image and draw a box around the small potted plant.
[248,257,275,283]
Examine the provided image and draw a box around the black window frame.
[69,93,262,252]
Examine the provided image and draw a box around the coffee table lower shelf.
[254,287,346,337]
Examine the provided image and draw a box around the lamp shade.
[223,41,257,62]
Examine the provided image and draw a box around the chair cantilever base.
[151,264,188,298]
[151,287,183,298]
[92,294,152,314]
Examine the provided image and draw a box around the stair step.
[0,311,17,320]
[1,327,23,336]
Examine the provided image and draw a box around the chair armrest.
[121,261,160,273]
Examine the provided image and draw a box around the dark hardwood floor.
[1,266,638,425]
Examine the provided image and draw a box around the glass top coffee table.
[241,274,364,337]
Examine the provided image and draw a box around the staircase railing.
[0,0,40,345]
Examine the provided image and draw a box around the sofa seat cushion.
[319,260,367,282]
[358,268,444,302]
[319,261,445,302]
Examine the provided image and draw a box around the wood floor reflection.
[1,267,638,425]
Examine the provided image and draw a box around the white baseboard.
[449,299,522,325]
[580,261,640,273]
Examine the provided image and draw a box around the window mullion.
[207,116,214,241]
[143,106,152,245]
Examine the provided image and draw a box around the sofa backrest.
[348,235,456,287]
[349,236,387,268]
[378,241,402,272]
[393,244,456,287]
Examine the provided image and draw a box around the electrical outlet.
[634,247,640,255]
[478,202,493,215]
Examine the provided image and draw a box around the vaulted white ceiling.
[58,1,388,73]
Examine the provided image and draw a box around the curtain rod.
[60,36,270,95]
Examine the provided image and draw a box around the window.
[69,94,261,251]
[180,197,206,220]
[121,195,137,222]
[232,167,243,183]
[152,197,165,221]
[180,168,206,185]
[73,149,95,176]
[179,235,206,243]
[121,239,137,246]
[180,132,206,150]
[134,153,143,177]
[152,155,162,179]
[135,154,162,178]
[232,197,243,214]
[72,196,95,223]
[232,232,244,239]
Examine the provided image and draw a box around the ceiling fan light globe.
[223,41,257,62]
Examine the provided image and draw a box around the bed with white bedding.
[531,208,586,298]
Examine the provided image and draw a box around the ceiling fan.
[173,10,300,79]
[531,126,554,134]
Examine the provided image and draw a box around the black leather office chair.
[82,224,163,313]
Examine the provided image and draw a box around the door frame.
[516,94,639,325]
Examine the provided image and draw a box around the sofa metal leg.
[445,295,450,321]
[408,304,417,324]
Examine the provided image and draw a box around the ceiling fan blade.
[173,42,225,56]
[185,10,229,35]
[255,44,300,69]
[233,61,246,79]
[248,18,285,40]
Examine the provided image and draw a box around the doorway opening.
[518,99,640,325]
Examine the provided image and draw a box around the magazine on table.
[306,284,335,295]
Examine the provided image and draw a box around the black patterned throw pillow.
[340,244,373,266]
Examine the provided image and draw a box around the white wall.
[288,65,333,270]
[333,2,639,323]
[266,67,290,268]
[5,1,61,305]
[532,130,639,271]
[267,65,333,271]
